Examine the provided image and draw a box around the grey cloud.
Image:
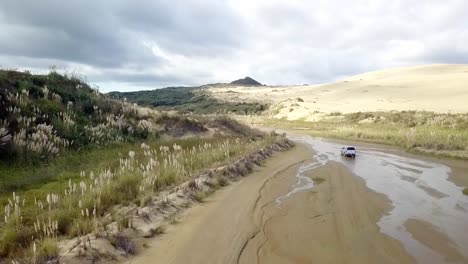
[0,0,467,91]
[419,48,468,64]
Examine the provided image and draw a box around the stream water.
[277,136,468,263]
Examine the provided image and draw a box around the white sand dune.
[205,64,468,120]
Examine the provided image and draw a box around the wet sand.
[238,161,414,264]
[405,219,465,263]
[127,144,314,264]
[125,135,468,264]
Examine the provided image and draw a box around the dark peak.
[230,76,262,86]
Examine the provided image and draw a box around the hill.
[108,85,268,115]
[0,70,266,165]
[203,64,468,159]
[206,64,468,119]
[230,76,262,86]
[0,70,166,164]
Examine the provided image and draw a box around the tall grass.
[246,111,468,159]
[0,134,280,259]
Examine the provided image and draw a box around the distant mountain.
[230,77,262,86]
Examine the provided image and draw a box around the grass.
[192,191,208,203]
[117,217,132,231]
[0,140,149,197]
[313,176,326,184]
[108,87,268,115]
[0,132,283,259]
[463,188,468,196]
[216,176,230,187]
[0,69,161,164]
[68,218,95,238]
[250,111,468,159]
[35,238,59,263]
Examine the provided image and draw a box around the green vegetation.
[463,187,468,196]
[193,190,208,203]
[108,86,268,115]
[0,132,283,259]
[35,238,59,263]
[313,176,326,184]
[254,111,468,159]
[0,69,286,261]
[0,69,161,164]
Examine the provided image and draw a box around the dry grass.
[247,111,468,159]
[0,133,283,259]
[192,191,208,203]
[35,238,59,263]
[150,225,166,236]
[216,176,230,187]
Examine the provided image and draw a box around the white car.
[341,146,356,158]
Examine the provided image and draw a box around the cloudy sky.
[1,0,467,92]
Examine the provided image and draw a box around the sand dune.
[205,64,468,120]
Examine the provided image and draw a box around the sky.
[0,0,467,92]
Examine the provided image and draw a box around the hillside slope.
[205,64,468,120]
[0,70,169,164]
[0,70,264,164]
[108,85,268,115]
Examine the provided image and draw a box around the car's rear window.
[347,147,355,150]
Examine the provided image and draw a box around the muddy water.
[282,136,468,264]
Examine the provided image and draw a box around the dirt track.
[127,138,468,264]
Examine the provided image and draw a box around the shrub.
[35,238,59,263]
[0,225,35,257]
[216,176,229,187]
[37,98,62,116]
[50,208,80,235]
[68,218,94,238]
[192,191,207,203]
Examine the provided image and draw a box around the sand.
[405,219,465,263]
[204,64,468,120]
[126,144,415,264]
[239,161,415,264]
